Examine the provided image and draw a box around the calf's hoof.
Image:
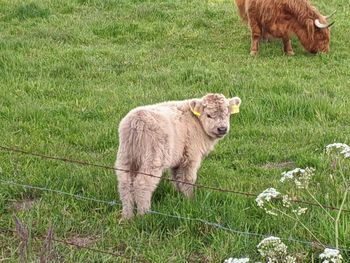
[119,216,132,225]
[250,50,258,56]
[183,190,194,199]
[137,207,150,216]
[121,210,134,220]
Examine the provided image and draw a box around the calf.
[115,94,241,219]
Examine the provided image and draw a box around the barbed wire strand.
[1,179,350,252]
[0,228,129,259]
[0,145,256,196]
[0,145,349,213]
[0,179,118,206]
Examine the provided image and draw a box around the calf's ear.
[228,97,241,114]
[189,99,203,117]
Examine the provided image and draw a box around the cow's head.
[302,12,335,53]
[189,94,241,139]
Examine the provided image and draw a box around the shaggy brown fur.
[234,0,333,55]
[115,94,241,219]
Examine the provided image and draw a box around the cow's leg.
[172,161,200,198]
[171,166,191,195]
[171,166,181,190]
[261,28,270,42]
[117,169,135,220]
[249,18,262,56]
[133,168,163,216]
[283,37,294,56]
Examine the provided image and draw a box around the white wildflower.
[285,255,297,263]
[319,248,343,263]
[280,168,304,183]
[282,195,292,208]
[257,236,288,262]
[266,210,279,216]
[280,167,315,189]
[326,143,350,158]
[292,207,308,216]
[256,188,280,207]
[256,188,281,215]
[224,257,250,263]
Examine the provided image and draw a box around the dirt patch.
[114,242,128,254]
[65,235,97,247]
[187,252,211,263]
[13,198,36,211]
[262,161,295,170]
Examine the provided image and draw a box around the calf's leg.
[133,168,163,215]
[117,170,135,219]
[172,161,200,198]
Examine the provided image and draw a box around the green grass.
[1,0,350,261]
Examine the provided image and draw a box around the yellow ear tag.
[192,110,201,117]
[231,105,240,114]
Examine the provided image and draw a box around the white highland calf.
[115,93,241,219]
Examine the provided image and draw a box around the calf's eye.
[207,114,213,119]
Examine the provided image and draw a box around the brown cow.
[234,0,335,55]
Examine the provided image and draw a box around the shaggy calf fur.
[115,93,241,219]
[235,0,335,55]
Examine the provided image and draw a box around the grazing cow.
[234,0,335,55]
[115,94,241,219]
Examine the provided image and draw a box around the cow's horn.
[325,10,337,20]
[315,19,334,29]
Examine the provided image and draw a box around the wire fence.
[1,144,350,260]
[0,145,349,213]
[1,179,350,254]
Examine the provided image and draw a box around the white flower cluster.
[282,195,292,208]
[284,255,297,263]
[280,167,315,189]
[326,143,350,158]
[224,257,250,263]
[257,236,296,263]
[292,207,308,216]
[256,188,281,216]
[319,248,343,263]
[256,188,280,207]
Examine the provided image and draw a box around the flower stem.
[306,188,334,221]
[272,207,323,246]
[335,187,349,249]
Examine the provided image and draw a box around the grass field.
[1,0,350,262]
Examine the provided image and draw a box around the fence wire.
[1,179,350,253]
[0,145,349,213]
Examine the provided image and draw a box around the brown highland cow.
[234,0,335,55]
